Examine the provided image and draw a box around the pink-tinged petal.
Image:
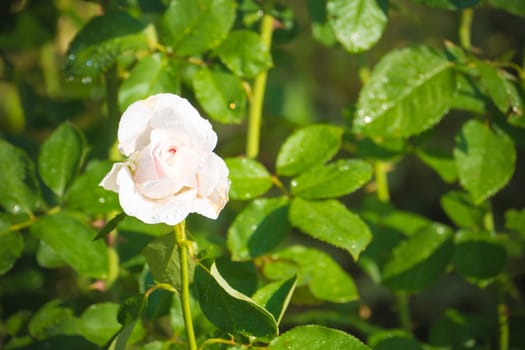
[193,155,230,219]
[132,145,160,183]
[196,153,226,197]
[138,177,183,200]
[118,99,155,156]
[99,163,125,192]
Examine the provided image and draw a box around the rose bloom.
[100,93,230,225]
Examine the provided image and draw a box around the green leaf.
[228,197,290,261]
[454,119,516,204]
[193,68,246,124]
[216,30,272,78]
[252,276,297,324]
[28,300,79,339]
[486,0,525,16]
[94,212,126,241]
[225,157,273,200]
[327,0,388,53]
[269,325,371,350]
[195,262,277,338]
[451,72,488,114]
[142,232,190,290]
[65,11,148,80]
[383,223,453,291]
[65,160,120,215]
[289,198,371,260]
[79,303,121,346]
[215,258,258,296]
[453,230,507,280]
[440,191,488,229]
[505,208,525,237]
[118,53,179,111]
[263,245,358,303]
[353,46,455,137]
[369,330,422,350]
[307,0,338,46]
[159,0,236,56]
[415,148,457,183]
[0,231,24,274]
[38,122,85,197]
[0,139,41,214]
[30,213,109,279]
[276,124,343,176]
[110,295,146,350]
[36,241,66,269]
[291,159,372,199]
[409,0,480,10]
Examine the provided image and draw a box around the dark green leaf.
[454,119,516,204]
[252,276,297,324]
[30,213,109,279]
[505,208,525,237]
[291,159,372,199]
[486,0,525,16]
[383,223,453,291]
[65,160,120,215]
[65,11,148,80]
[111,295,146,350]
[307,0,337,46]
[94,212,126,241]
[327,0,388,53]
[225,157,273,200]
[0,231,24,274]
[142,232,189,289]
[193,68,246,124]
[355,138,406,161]
[38,122,84,197]
[415,148,457,183]
[409,0,480,10]
[195,262,277,338]
[269,325,371,350]
[354,46,455,137]
[451,72,488,114]
[159,0,236,56]
[440,191,488,229]
[118,53,180,111]
[216,30,272,78]
[79,303,121,346]
[289,198,371,260]
[28,300,79,339]
[215,258,258,296]
[369,330,422,350]
[276,124,343,176]
[453,230,507,279]
[0,139,41,214]
[263,245,358,303]
[227,197,290,261]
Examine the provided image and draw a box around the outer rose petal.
[99,163,125,192]
[118,100,154,156]
[192,154,230,219]
[116,166,195,225]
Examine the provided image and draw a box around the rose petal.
[118,99,155,156]
[99,163,125,192]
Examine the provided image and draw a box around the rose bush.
[100,93,230,225]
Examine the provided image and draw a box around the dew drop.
[68,53,76,60]
[363,116,372,124]
[86,60,93,67]
[81,76,92,84]
[98,197,106,204]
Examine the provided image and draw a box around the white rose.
[100,93,230,225]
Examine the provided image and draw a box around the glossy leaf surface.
[225,157,273,200]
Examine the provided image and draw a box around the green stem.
[459,8,473,50]
[374,161,390,203]
[175,221,197,350]
[397,292,411,332]
[498,282,509,350]
[246,3,274,158]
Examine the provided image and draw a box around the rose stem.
[459,8,473,51]
[246,1,274,159]
[175,221,197,350]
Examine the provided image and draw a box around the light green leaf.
[263,245,358,303]
[327,0,388,53]
[252,276,297,324]
[505,208,525,237]
[193,68,246,124]
[216,30,272,78]
[0,231,24,274]
[415,148,457,183]
[38,122,85,197]
[225,157,273,200]
[30,213,109,279]
[142,232,189,290]
[276,124,343,176]
[307,0,337,46]
[228,197,290,261]
[0,139,41,214]
[65,11,148,80]
[159,0,236,56]
[289,198,371,260]
[195,262,278,338]
[118,53,179,111]
[291,159,372,199]
[453,230,507,280]
[354,46,455,137]
[440,191,488,229]
[269,325,371,350]
[383,223,453,291]
[28,300,79,339]
[451,72,488,114]
[36,241,66,269]
[79,303,121,346]
[65,160,120,215]
[454,119,516,204]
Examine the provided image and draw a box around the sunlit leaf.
[225,157,273,200]
[440,191,488,229]
[79,303,121,346]
[415,148,457,183]
[505,208,525,237]
[252,276,297,324]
